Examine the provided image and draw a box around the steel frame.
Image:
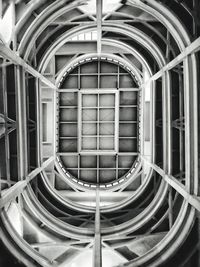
[0,0,199,266]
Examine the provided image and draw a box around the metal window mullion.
[151,81,156,164]
[78,91,82,153]
[78,154,80,180]
[115,91,119,153]
[97,93,100,150]
[78,65,81,89]
[2,66,11,183]
[116,154,118,180]
[97,155,99,184]
[97,61,100,152]
[98,60,100,89]
[117,65,120,89]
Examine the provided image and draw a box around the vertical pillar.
[15,65,28,180]
[2,65,11,184]
[162,70,173,228]
[183,56,198,194]
[93,188,102,267]
[162,71,172,174]
[96,0,102,54]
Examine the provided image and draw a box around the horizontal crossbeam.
[0,157,54,208]
[0,44,57,90]
[142,156,200,212]
[141,36,200,88]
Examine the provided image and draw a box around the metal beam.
[54,248,80,267]
[168,187,173,228]
[162,71,172,174]
[142,156,200,212]
[93,188,102,267]
[26,156,54,183]
[2,66,11,184]
[183,55,198,194]
[0,157,54,208]
[59,191,133,202]
[0,181,27,209]
[141,36,200,88]
[0,43,57,90]
[15,65,28,180]
[96,0,102,54]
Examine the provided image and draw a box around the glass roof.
[79,0,121,15]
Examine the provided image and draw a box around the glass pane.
[99,108,115,121]
[60,92,77,106]
[99,137,114,150]
[99,123,114,135]
[82,109,97,121]
[82,137,97,150]
[82,123,97,135]
[82,94,97,107]
[99,94,115,106]
[120,91,137,105]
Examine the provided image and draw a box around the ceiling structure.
[0,0,200,266]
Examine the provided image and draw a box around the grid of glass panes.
[59,91,78,153]
[57,59,139,185]
[81,92,116,152]
[119,90,138,153]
